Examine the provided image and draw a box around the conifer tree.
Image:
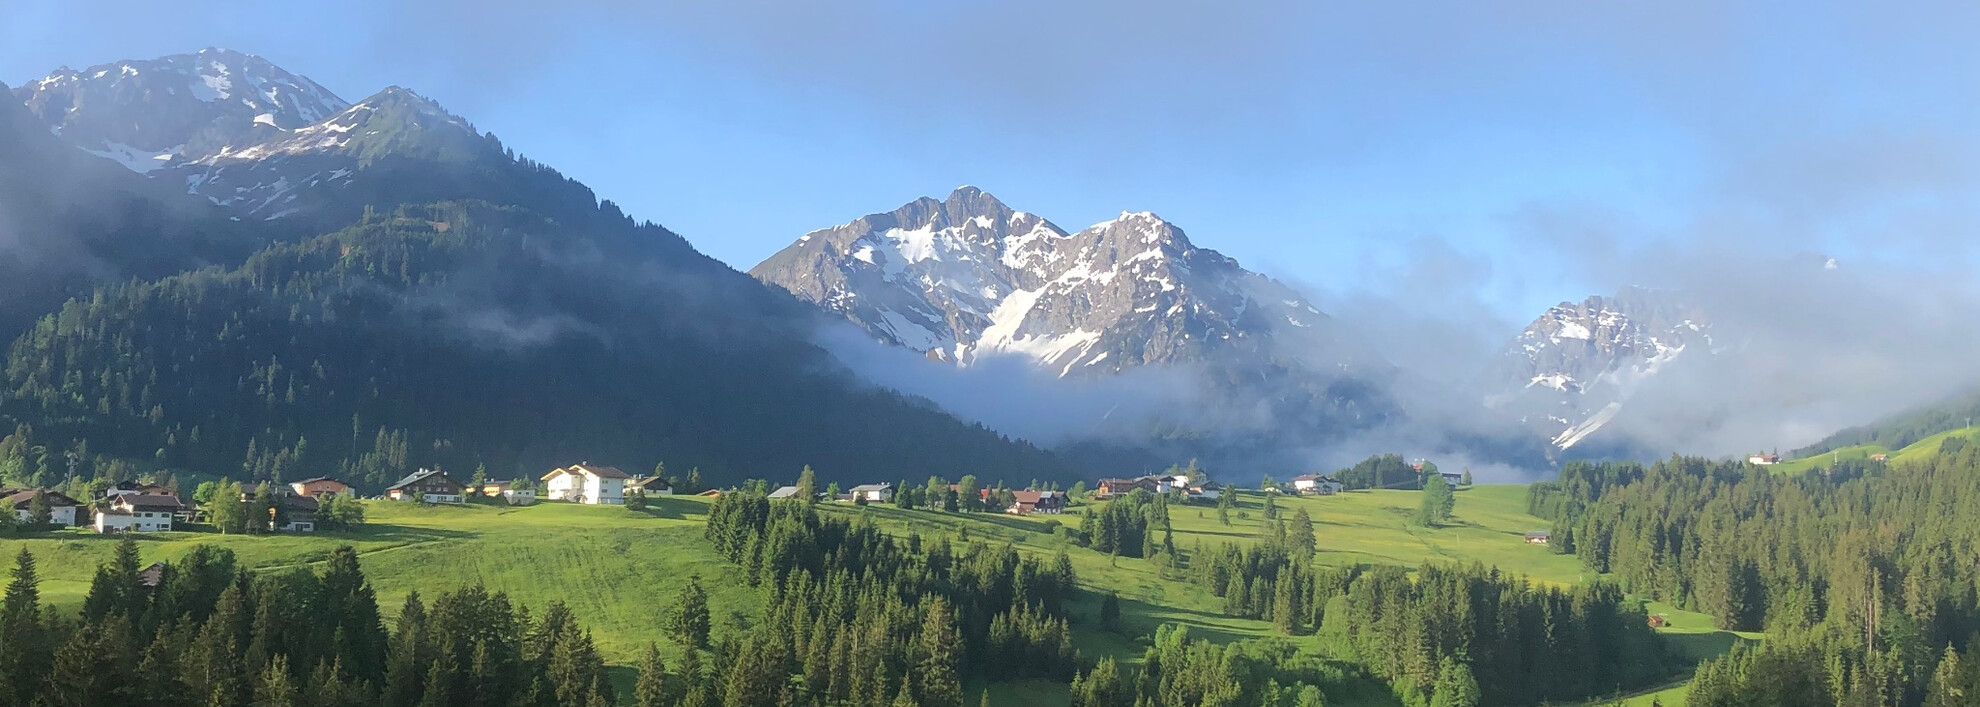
[256,656,300,707]
[1428,657,1481,707]
[667,575,712,648]
[796,466,818,506]
[918,597,964,707]
[1291,507,1318,560]
[634,643,669,707]
[0,548,46,704]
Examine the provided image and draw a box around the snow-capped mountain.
[1489,287,1710,449]
[753,187,1350,378]
[14,48,348,172]
[15,50,594,231]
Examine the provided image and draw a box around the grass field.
[1775,425,1979,474]
[0,484,1743,705]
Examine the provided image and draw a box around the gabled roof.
[115,494,185,512]
[0,489,79,509]
[138,562,168,588]
[541,463,632,481]
[387,468,461,491]
[1013,490,1063,504]
[848,482,893,492]
[767,486,801,499]
[293,476,348,486]
[1292,474,1324,482]
[630,476,671,490]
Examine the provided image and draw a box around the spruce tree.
[634,643,669,707]
[1291,507,1318,560]
[1428,657,1482,707]
[0,548,46,704]
[918,597,964,707]
[667,575,712,648]
[796,466,818,506]
[256,656,300,707]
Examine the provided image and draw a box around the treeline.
[0,201,1076,494]
[1182,508,1666,706]
[693,490,1079,706]
[1070,625,1351,707]
[1529,451,1980,706]
[1077,488,1173,559]
[0,538,613,707]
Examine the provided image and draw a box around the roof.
[138,562,167,588]
[387,468,460,491]
[631,476,671,489]
[767,486,801,499]
[1013,490,1063,504]
[849,483,893,492]
[1097,478,1139,486]
[1292,474,1324,482]
[541,463,633,481]
[0,489,78,509]
[293,477,348,487]
[116,494,185,512]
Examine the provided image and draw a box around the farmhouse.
[290,477,353,498]
[1186,481,1224,502]
[0,489,79,526]
[1292,474,1343,495]
[386,469,467,503]
[1441,472,1465,486]
[628,475,673,496]
[848,483,894,503]
[481,482,536,505]
[1095,478,1156,498]
[1524,531,1551,546]
[242,487,319,532]
[1747,452,1781,466]
[767,485,802,500]
[106,480,175,498]
[542,463,630,505]
[1007,490,1066,515]
[95,494,185,533]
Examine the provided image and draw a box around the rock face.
[14,48,348,172]
[752,186,1347,378]
[1489,287,1710,449]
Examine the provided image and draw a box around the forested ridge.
[0,539,617,707]
[1529,449,1980,706]
[0,201,1075,490]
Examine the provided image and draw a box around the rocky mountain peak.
[14,48,348,171]
[1490,286,1709,449]
[753,189,1346,378]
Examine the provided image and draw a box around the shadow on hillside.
[350,524,475,543]
[1663,629,1759,664]
[1107,595,1258,645]
[626,504,688,521]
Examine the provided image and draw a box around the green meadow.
[0,484,1745,705]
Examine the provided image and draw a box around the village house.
[289,477,353,498]
[480,481,536,506]
[542,463,630,505]
[1095,477,1157,498]
[1186,481,1224,502]
[768,485,802,500]
[1747,452,1781,466]
[106,480,176,498]
[1291,474,1344,495]
[1870,453,1889,462]
[386,469,467,503]
[1441,472,1465,486]
[95,494,185,533]
[242,486,318,532]
[1007,490,1066,515]
[628,475,673,496]
[1524,531,1551,546]
[848,483,894,503]
[0,489,80,526]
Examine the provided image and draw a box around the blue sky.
[7,0,1979,337]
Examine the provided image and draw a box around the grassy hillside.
[0,486,1742,705]
[0,499,757,661]
[1775,424,1980,474]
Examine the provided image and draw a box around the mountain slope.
[1,201,1075,487]
[1487,287,1709,451]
